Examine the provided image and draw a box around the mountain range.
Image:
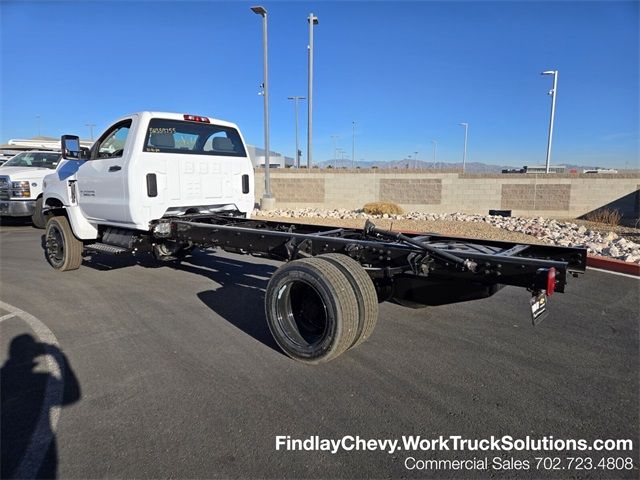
[309,158,607,173]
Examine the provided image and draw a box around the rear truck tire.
[317,253,379,348]
[44,216,83,271]
[265,258,359,364]
[31,197,46,229]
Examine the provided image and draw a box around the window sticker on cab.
[149,127,176,134]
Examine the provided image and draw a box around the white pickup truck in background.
[0,151,62,227]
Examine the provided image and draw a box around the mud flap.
[530,291,549,325]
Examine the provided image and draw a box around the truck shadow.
[0,217,34,228]
[81,249,283,354]
[182,253,282,353]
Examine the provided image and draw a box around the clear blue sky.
[1,1,638,168]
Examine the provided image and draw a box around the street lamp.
[459,122,468,173]
[414,151,418,169]
[307,12,319,170]
[251,5,274,209]
[352,121,356,169]
[431,139,437,169]
[541,70,558,174]
[85,123,96,141]
[330,134,338,161]
[287,96,305,168]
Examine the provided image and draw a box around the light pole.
[85,123,96,141]
[431,139,437,169]
[307,12,319,169]
[459,122,468,173]
[541,70,558,174]
[330,135,338,162]
[351,121,356,169]
[414,151,418,169]
[287,96,305,168]
[251,5,274,209]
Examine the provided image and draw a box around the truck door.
[76,119,133,223]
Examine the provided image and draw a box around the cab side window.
[91,120,132,160]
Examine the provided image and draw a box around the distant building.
[0,136,93,157]
[245,145,293,168]
[523,165,566,174]
[583,168,618,174]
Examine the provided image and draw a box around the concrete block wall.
[253,170,640,219]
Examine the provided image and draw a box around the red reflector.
[183,114,210,123]
[546,267,556,296]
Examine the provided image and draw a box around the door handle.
[108,165,122,172]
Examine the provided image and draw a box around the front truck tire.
[44,216,83,271]
[265,258,359,364]
[317,253,379,348]
[31,197,46,229]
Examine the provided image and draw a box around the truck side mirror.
[61,135,81,160]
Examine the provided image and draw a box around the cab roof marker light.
[183,114,210,123]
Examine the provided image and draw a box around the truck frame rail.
[152,213,586,295]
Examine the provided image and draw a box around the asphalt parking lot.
[1,220,638,479]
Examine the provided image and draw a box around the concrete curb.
[587,255,640,277]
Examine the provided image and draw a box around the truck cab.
[43,112,254,239]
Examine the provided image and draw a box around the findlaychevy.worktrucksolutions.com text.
[275,435,633,455]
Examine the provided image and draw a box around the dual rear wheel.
[265,254,379,364]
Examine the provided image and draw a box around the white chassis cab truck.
[43,111,254,260]
[42,111,587,364]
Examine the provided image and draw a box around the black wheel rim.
[45,224,65,267]
[275,280,329,348]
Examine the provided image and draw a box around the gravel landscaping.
[253,208,640,264]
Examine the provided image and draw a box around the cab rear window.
[143,119,246,157]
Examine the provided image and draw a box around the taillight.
[546,267,556,296]
[183,114,210,123]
